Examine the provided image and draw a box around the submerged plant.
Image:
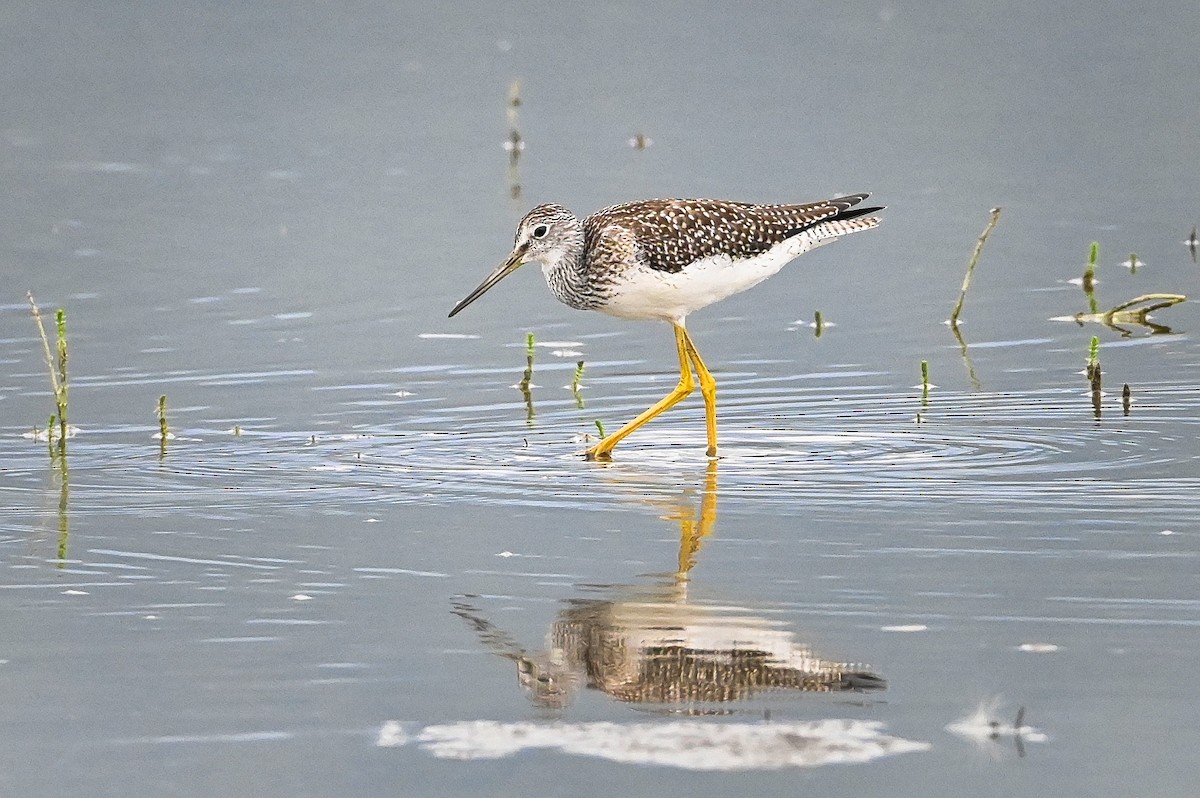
[1065,293,1185,336]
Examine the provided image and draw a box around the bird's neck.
[540,228,599,310]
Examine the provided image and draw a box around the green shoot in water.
[594,419,606,438]
[920,360,930,403]
[1087,336,1102,418]
[156,395,170,440]
[520,333,535,422]
[28,293,69,455]
[571,360,585,408]
[813,310,824,338]
[55,310,68,392]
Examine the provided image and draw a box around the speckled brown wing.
[584,194,877,274]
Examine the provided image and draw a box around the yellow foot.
[584,444,614,462]
[706,445,718,458]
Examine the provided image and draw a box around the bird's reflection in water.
[452,461,885,711]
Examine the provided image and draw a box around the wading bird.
[449,194,883,459]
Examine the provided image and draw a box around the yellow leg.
[680,328,718,458]
[586,324,694,460]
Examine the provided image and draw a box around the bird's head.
[448,204,580,317]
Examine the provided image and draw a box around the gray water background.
[2,2,1198,796]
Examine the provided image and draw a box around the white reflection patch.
[376,719,929,770]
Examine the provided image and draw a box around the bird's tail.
[782,194,883,254]
[790,194,884,242]
[810,213,882,240]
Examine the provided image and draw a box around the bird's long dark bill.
[447,245,527,318]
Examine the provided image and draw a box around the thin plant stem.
[28,293,68,454]
[950,207,1002,326]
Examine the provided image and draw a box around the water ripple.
[2,379,1197,521]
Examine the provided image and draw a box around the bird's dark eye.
[532,224,549,239]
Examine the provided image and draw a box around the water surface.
[2,3,1199,796]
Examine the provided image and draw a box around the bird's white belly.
[599,234,826,323]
